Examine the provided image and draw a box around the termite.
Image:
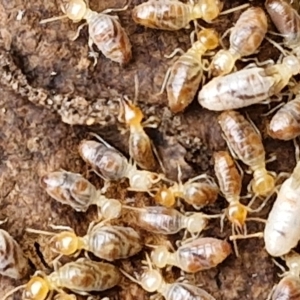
[151,237,231,273]
[3,258,121,300]
[158,28,219,113]
[118,96,158,171]
[40,170,122,219]
[268,96,300,140]
[26,222,142,262]
[265,0,300,57]
[40,0,132,66]
[263,161,300,257]
[269,252,300,300]
[0,228,29,279]
[126,205,219,235]
[78,135,164,192]
[121,254,216,300]
[154,166,219,208]
[198,55,300,111]
[210,7,267,77]
[218,110,275,196]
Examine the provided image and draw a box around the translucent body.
[0,229,29,279]
[213,151,248,226]
[130,206,208,235]
[40,171,122,219]
[155,176,219,208]
[198,56,300,111]
[119,98,157,171]
[79,137,162,191]
[151,237,231,273]
[79,139,129,180]
[268,96,300,140]
[211,7,267,76]
[218,110,275,196]
[265,0,300,56]
[166,29,219,113]
[132,0,223,31]
[50,224,142,261]
[271,253,300,300]
[43,0,131,65]
[23,258,121,300]
[264,162,300,256]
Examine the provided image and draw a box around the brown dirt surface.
[0,0,297,299]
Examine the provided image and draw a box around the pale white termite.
[40,0,132,65]
[151,237,231,273]
[78,135,164,192]
[121,255,216,300]
[27,222,142,261]
[268,96,300,140]
[0,229,29,279]
[126,205,219,235]
[3,258,121,300]
[132,0,224,30]
[198,55,300,111]
[40,170,122,219]
[264,161,300,257]
[269,252,300,300]
[210,7,268,76]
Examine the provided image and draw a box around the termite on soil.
[210,6,268,77]
[40,0,132,66]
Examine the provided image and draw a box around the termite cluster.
[5,0,300,299]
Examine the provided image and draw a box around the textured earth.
[0,0,297,299]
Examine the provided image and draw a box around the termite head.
[227,202,247,227]
[54,294,77,300]
[151,246,169,268]
[283,55,300,76]
[63,0,87,22]
[140,269,163,292]
[285,252,300,277]
[210,50,236,76]
[197,29,219,50]
[194,0,224,22]
[23,276,50,300]
[154,186,176,207]
[186,213,208,233]
[119,97,144,127]
[252,169,275,196]
[50,231,79,256]
[100,198,122,219]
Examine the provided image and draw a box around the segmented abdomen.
[218,111,265,167]
[132,1,192,30]
[167,52,202,113]
[0,229,29,279]
[272,276,300,300]
[88,225,142,261]
[198,67,275,111]
[89,13,131,65]
[56,258,121,292]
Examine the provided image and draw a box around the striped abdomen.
[272,276,300,300]
[218,111,265,168]
[175,237,231,273]
[214,151,242,200]
[162,283,216,300]
[230,7,267,57]
[198,67,276,111]
[167,48,203,113]
[88,13,131,65]
[0,229,29,279]
[53,258,121,292]
[269,97,300,140]
[265,0,300,49]
[40,171,97,212]
[132,1,193,30]
[136,206,183,234]
[85,225,142,261]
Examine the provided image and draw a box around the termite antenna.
[2,284,26,300]
[219,3,250,15]
[40,14,68,24]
